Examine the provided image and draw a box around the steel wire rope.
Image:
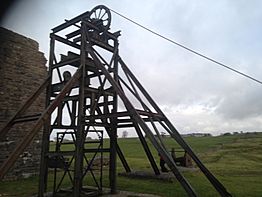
[109,8,262,85]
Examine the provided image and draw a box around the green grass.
[1,133,262,196]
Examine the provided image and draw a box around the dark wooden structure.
[171,148,193,167]
[0,5,232,197]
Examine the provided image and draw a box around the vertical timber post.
[73,22,86,197]
[109,40,119,194]
[38,35,54,197]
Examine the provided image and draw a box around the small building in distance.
[181,133,212,137]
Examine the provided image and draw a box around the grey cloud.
[215,83,262,119]
[2,0,262,134]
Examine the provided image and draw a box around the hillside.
[1,132,262,196]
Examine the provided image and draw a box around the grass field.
[1,132,262,196]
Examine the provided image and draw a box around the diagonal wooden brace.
[0,66,82,180]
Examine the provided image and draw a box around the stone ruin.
[0,27,47,180]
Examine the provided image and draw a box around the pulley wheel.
[89,5,111,31]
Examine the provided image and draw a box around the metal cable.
[110,8,262,85]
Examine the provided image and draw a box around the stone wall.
[0,27,47,180]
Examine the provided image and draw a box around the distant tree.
[122,130,128,138]
[86,136,92,140]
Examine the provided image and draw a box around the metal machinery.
[0,5,232,197]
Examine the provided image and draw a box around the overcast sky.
[2,0,262,136]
